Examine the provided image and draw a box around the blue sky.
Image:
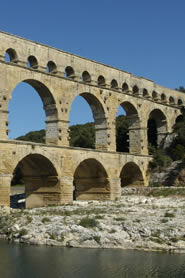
[1,0,185,138]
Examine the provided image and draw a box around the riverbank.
[1,193,185,253]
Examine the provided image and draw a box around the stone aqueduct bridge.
[0,31,184,208]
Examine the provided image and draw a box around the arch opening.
[161,93,167,103]
[122,82,129,92]
[152,91,158,101]
[65,66,75,79]
[82,71,91,83]
[111,79,118,89]
[73,159,110,201]
[133,85,139,95]
[120,162,144,187]
[27,55,38,69]
[116,102,141,154]
[147,109,167,151]
[46,61,57,74]
[143,88,149,98]
[169,96,175,105]
[97,75,106,87]
[178,99,183,107]
[11,154,59,208]
[5,48,18,63]
[8,79,58,145]
[69,93,108,150]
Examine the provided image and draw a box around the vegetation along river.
[1,241,185,278]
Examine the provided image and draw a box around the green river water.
[0,240,185,278]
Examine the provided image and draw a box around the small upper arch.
[161,93,167,103]
[46,61,57,74]
[82,71,91,83]
[169,96,175,105]
[122,82,129,92]
[5,48,18,63]
[133,85,139,95]
[65,66,75,79]
[143,88,149,98]
[111,79,118,89]
[27,55,38,69]
[152,90,158,100]
[178,99,183,107]
[97,75,106,87]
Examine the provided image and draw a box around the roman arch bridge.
[0,31,184,208]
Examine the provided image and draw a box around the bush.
[41,217,50,224]
[149,149,172,170]
[19,228,28,237]
[79,217,98,228]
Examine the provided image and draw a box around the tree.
[176,86,185,93]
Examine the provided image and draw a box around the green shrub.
[93,235,101,244]
[79,217,98,228]
[164,212,175,218]
[41,217,50,224]
[19,228,28,237]
[149,149,172,170]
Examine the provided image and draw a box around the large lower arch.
[9,79,58,145]
[73,158,110,200]
[12,154,60,208]
[117,101,141,154]
[120,162,144,187]
[70,92,108,150]
[147,109,167,148]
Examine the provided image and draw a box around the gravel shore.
[1,195,185,253]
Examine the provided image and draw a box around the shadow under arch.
[120,162,144,187]
[147,109,167,149]
[10,79,58,145]
[12,153,59,208]
[70,92,108,150]
[117,101,141,154]
[73,158,110,200]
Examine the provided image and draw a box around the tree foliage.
[16,130,45,144]
[69,122,95,148]
[176,86,185,93]
[15,116,130,151]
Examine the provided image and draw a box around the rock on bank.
[0,195,185,253]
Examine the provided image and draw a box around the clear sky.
[1,0,185,138]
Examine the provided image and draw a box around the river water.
[1,241,185,278]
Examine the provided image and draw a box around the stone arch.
[161,93,167,103]
[73,158,110,200]
[70,92,108,150]
[120,162,144,187]
[12,154,59,208]
[111,79,118,89]
[82,71,91,83]
[65,66,75,79]
[133,85,139,95]
[46,61,57,74]
[178,99,183,107]
[97,75,106,87]
[152,91,158,101]
[143,88,149,98]
[9,79,58,144]
[27,55,38,69]
[118,101,141,154]
[5,48,18,63]
[169,96,175,105]
[147,109,167,148]
[122,82,129,92]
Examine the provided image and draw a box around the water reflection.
[0,241,185,278]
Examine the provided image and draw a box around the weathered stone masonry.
[0,31,184,208]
